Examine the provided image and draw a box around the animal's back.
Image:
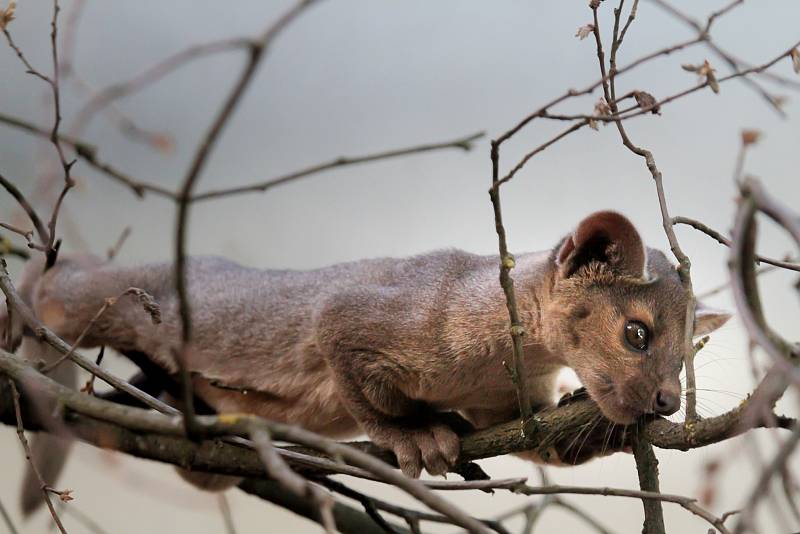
[34,251,490,434]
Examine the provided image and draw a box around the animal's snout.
[653,389,679,416]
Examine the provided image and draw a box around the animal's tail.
[17,331,77,517]
[1,255,77,516]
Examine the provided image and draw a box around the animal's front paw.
[369,417,461,478]
[557,386,588,407]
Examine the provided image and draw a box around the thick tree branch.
[0,351,776,533]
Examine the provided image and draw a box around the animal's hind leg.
[102,349,216,413]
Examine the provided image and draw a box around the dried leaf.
[741,129,761,146]
[125,287,162,324]
[150,133,175,154]
[575,24,594,40]
[590,97,609,130]
[707,70,720,94]
[0,0,16,29]
[791,48,800,75]
[698,60,714,77]
[772,95,788,109]
[594,97,611,117]
[633,91,660,114]
[58,489,74,503]
[687,60,720,93]
[704,460,720,475]
[700,485,716,507]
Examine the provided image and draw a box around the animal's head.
[543,211,730,424]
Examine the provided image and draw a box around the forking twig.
[2,0,75,268]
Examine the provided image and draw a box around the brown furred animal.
[1,211,729,487]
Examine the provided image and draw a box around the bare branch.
[673,216,800,272]
[736,426,800,533]
[0,496,19,534]
[71,37,253,136]
[250,424,336,533]
[192,131,485,201]
[217,494,238,534]
[0,352,492,534]
[652,0,800,111]
[489,139,533,425]
[516,482,730,534]
[0,174,50,246]
[7,379,68,534]
[106,227,131,260]
[173,0,321,439]
[0,112,176,199]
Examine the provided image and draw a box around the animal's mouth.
[601,401,641,425]
[588,384,642,425]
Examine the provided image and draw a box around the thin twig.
[106,226,131,260]
[489,139,533,425]
[553,499,615,534]
[7,379,68,534]
[672,216,800,272]
[192,131,485,201]
[0,112,176,199]
[250,424,336,533]
[3,1,76,267]
[173,0,321,439]
[651,0,798,114]
[71,37,253,136]
[217,494,238,534]
[58,503,110,534]
[0,174,50,246]
[321,477,511,534]
[0,112,483,203]
[0,496,19,534]
[736,426,800,534]
[515,482,728,534]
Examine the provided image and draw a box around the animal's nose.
[653,390,679,416]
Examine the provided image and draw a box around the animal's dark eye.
[624,320,649,351]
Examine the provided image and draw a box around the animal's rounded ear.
[694,301,732,337]
[556,211,647,279]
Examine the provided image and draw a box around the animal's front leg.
[325,349,460,478]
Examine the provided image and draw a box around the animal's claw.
[557,386,588,407]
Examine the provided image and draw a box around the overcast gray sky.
[1,1,799,532]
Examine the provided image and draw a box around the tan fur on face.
[544,253,688,424]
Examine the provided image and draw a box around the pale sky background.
[1,1,799,533]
